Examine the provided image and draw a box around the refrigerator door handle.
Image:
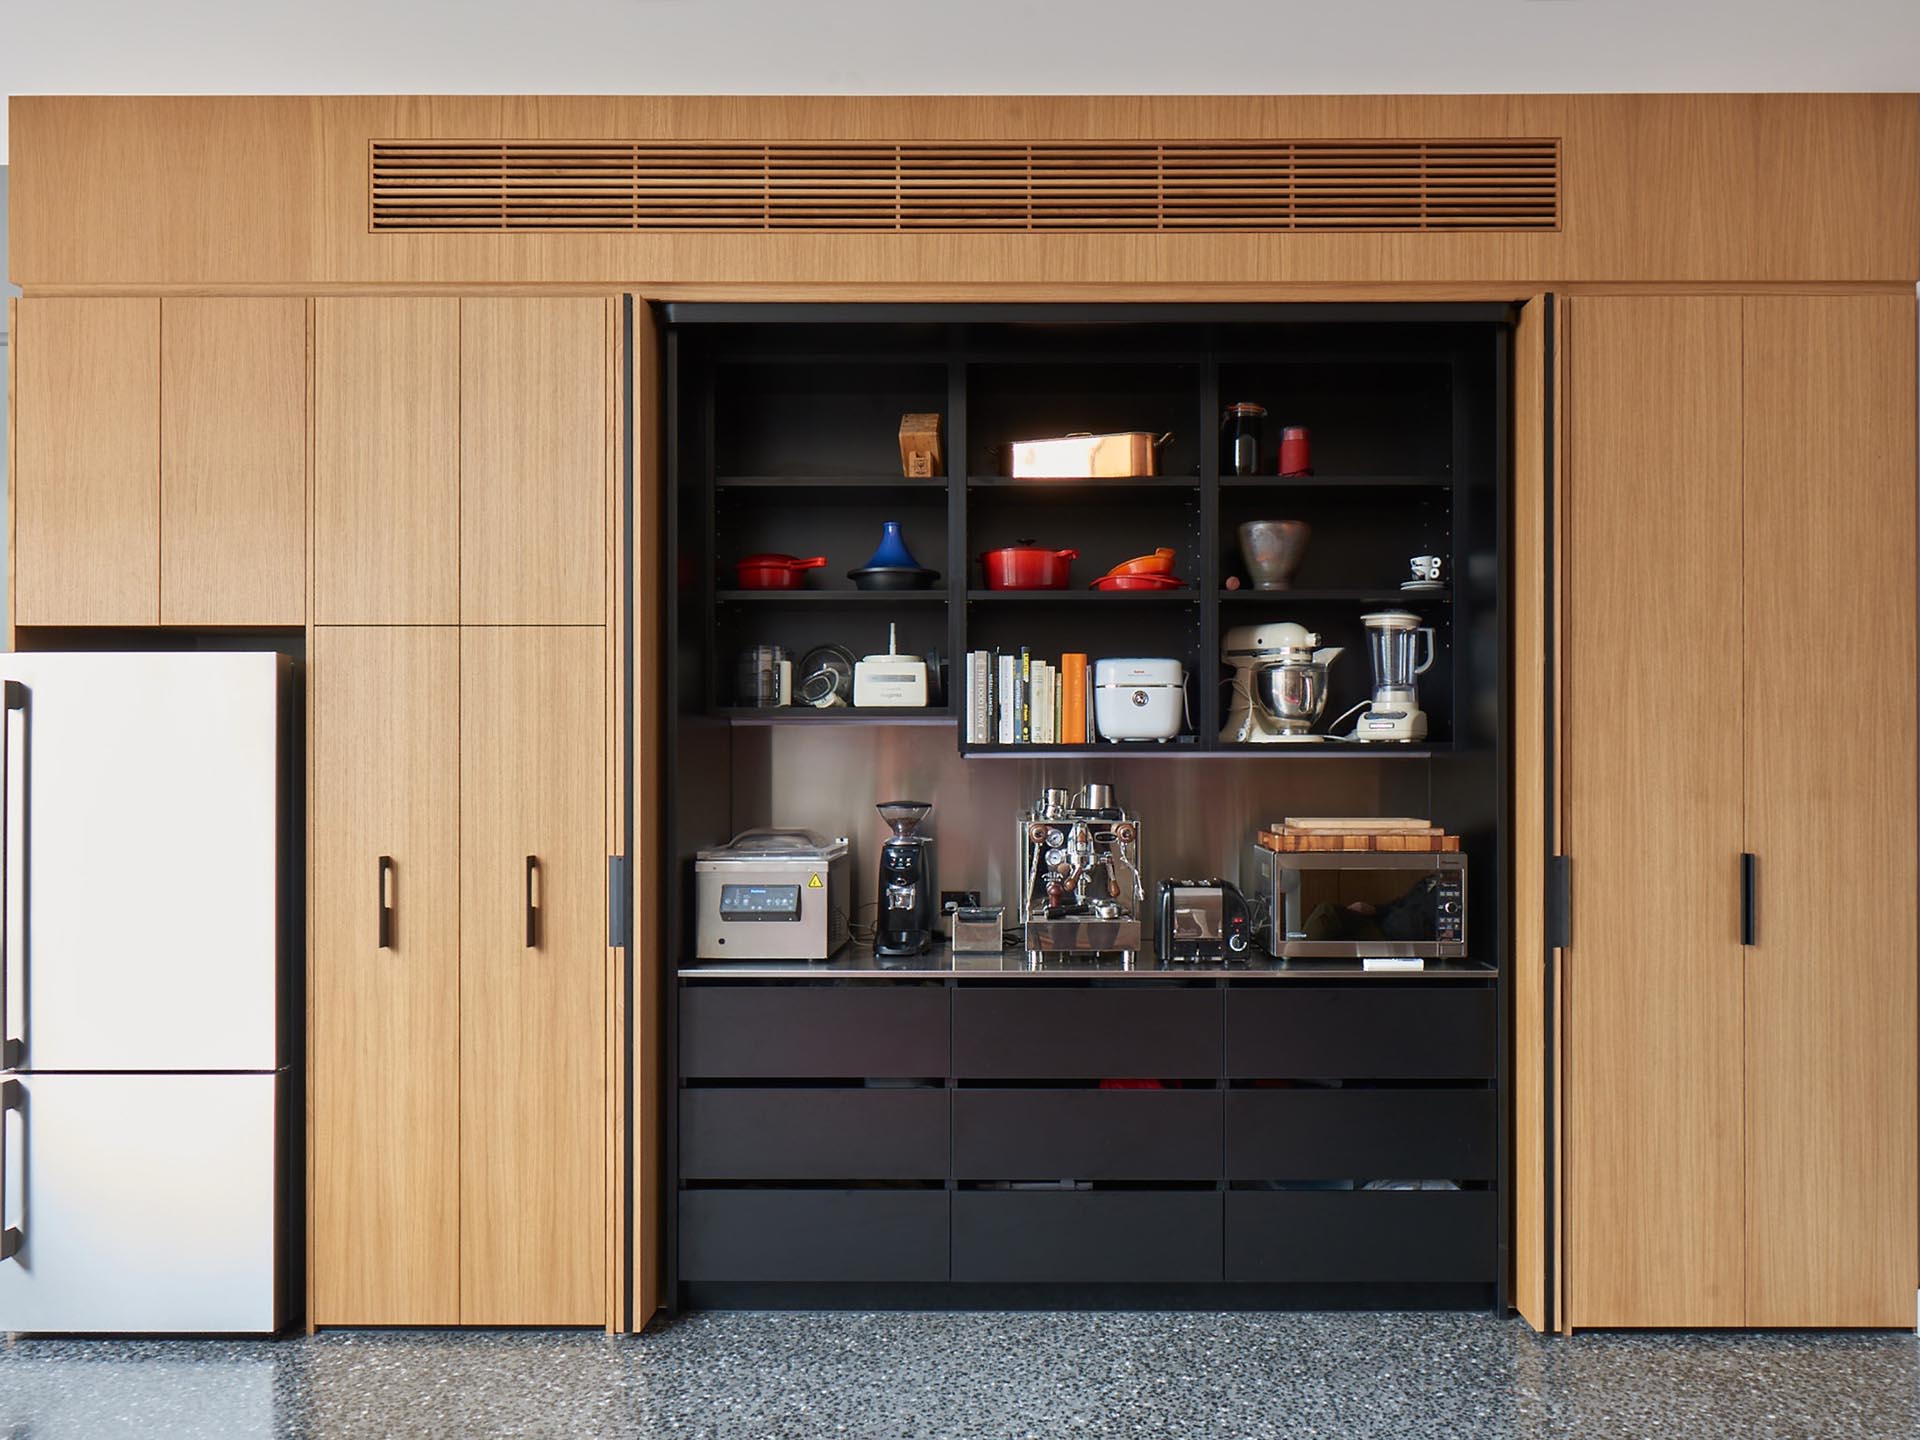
[1,681,25,1070]
[377,856,395,950]
[525,855,540,950]
[1,1077,21,1262]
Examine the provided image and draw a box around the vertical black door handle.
[0,682,23,1070]
[378,856,395,950]
[525,856,540,950]
[1,1077,22,1262]
[1740,853,1757,948]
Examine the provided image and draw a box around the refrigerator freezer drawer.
[0,1072,282,1334]
[0,652,287,1072]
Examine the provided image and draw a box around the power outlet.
[941,890,982,915]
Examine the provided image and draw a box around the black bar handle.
[1,682,24,1072]
[1740,852,1757,947]
[525,856,540,950]
[377,856,395,950]
[1,1078,22,1263]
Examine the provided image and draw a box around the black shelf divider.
[716,474,949,490]
[965,589,1198,605]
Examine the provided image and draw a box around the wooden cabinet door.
[309,626,461,1325]
[160,297,306,625]
[1741,295,1919,1327]
[460,298,609,625]
[312,298,459,624]
[459,626,606,1324]
[1563,297,1748,1328]
[13,297,159,626]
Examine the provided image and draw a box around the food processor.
[1347,610,1437,742]
[1219,622,1344,743]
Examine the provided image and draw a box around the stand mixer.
[1220,622,1344,743]
[1017,784,1144,962]
[1347,610,1436,742]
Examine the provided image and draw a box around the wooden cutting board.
[1277,816,1437,833]
[1258,830,1461,853]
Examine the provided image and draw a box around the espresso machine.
[1220,621,1345,743]
[1348,610,1436,743]
[1017,784,1145,962]
[874,801,937,956]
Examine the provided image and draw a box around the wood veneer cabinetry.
[1555,294,1918,1329]
[312,298,461,624]
[161,297,307,625]
[309,625,607,1327]
[459,626,606,1325]
[12,297,161,626]
[309,626,462,1326]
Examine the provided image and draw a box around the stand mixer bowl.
[1253,658,1332,733]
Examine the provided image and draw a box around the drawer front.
[1225,1089,1496,1181]
[681,986,950,1078]
[952,988,1222,1079]
[679,1189,949,1282]
[1226,1190,1496,1283]
[1226,988,1495,1079]
[681,1089,950,1180]
[954,1090,1222,1181]
[952,1191,1222,1283]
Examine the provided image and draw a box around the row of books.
[964,650,1093,745]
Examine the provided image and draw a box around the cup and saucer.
[1401,554,1446,592]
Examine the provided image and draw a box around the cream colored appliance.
[1220,622,1344,744]
[1349,610,1435,743]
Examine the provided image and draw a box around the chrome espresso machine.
[1017,784,1145,963]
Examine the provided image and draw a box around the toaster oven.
[1243,847,1466,959]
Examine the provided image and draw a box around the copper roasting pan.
[1008,431,1171,478]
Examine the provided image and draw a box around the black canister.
[1222,402,1268,476]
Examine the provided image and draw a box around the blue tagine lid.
[861,520,922,570]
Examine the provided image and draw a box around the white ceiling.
[4,0,1919,161]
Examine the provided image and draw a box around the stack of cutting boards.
[1256,817,1461,853]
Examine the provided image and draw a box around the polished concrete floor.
[1,1311,1915,1439]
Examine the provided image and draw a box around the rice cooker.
[694,829,851,960]
[1093,657,1187,742]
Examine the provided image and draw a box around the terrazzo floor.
[1,1311,1915,1439]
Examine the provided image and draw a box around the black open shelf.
[672,310,1499,755]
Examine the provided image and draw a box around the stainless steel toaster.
[694,829,851,961]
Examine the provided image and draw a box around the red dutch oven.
[733,553,828,590]
[980,545,1078,590]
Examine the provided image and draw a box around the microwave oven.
[1243,847,1466,959]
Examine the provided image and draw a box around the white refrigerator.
[0,652,291,1334]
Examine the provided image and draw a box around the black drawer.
[954,1090,1222,1181]
[679,1189,949,1282]
[1225,1189,1496,1283]
[680,985,950,1078]
[952,988,1222,1079]
[952,1190,1223,1282]
[681,1088,950,1180]
[1225,1088,1496,1181]
[1226,988,1495,1079]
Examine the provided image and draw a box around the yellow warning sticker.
[808,873,823,889]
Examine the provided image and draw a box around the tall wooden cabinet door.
[309,627,462,1325]
[1563,297,1748,1328]
[312,298,460,624]
[460,626,606,1324]
[1742,295,1919,1327]
[460,298,609,625]
[160,297,307,625]
[12,297,159,626]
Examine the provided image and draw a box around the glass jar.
[1222,402,1268,476]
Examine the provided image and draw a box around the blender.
[1220,622,1344,743]
[1349,610,1436,742]
[874,801,936,956]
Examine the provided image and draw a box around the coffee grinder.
[874,801,936,956]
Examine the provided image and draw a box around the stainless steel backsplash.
[725,723,1433,921]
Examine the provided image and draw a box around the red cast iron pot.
[733,553,828,590]
[980,545,1079,590]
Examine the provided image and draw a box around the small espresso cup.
[1409,555,1444,583]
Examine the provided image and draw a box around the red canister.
[1278,426,1313,477]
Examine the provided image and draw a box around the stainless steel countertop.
[678,943,1495,981]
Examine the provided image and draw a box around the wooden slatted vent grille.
[368,138,1560,234]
